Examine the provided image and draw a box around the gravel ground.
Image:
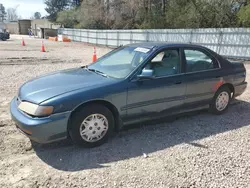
[1,35,250,188]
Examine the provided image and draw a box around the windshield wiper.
[84,66,108,78]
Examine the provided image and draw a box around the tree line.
[45,0,250,29]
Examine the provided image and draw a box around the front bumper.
[234,82,247,97]
[10,97,71,144]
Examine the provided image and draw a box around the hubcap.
[216,91,229,111]
[80,114,109,142]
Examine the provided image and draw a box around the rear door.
[183,48,222,108]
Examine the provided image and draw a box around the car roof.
[127,42,207,50]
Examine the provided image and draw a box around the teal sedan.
[10,43,247,147]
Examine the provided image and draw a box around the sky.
[0,0,47,19]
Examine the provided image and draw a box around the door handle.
[175,81,182,85]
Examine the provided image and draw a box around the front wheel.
[69,104,114,147]
[210,86,231,115]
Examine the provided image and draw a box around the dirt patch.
[0,57,82,65]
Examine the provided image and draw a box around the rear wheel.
[69,104,114,147]
[210,86,231,114]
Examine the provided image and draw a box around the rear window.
[184,49,219,73]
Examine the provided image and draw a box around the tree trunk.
[105,0,110,26]
[162,0,166,14]
[143,0,149,22]
[148,0,151,12]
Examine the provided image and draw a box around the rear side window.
[184,49,219,73]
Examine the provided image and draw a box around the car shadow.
[33,99,250,171]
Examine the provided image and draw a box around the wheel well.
[219,83,235,96]
[67,100,121,132]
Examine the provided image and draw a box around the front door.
[125,48,187,124]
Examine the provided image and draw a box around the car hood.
[19,68,115,104]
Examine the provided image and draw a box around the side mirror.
[137,68,154,80]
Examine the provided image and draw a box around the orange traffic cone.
[41,41,46,52]
[92,47,97,62]
[21,38,25,46]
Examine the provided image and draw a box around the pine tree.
[45,0,70,22]
[0,4,6,22]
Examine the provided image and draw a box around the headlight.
[18,101,54,117]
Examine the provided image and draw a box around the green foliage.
[238,4,250,26]
[34,12,42,19]
[163,0,238,28]
[45,0,70,22]
[77,0,109,29]
[57,9,79,28]
[164,0,199,28]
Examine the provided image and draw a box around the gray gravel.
[0,35,250,188]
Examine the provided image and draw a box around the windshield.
[87,46,151,79]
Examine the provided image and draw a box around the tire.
[210,86,231,115]
[69,104,114,147]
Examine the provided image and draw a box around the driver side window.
[144,49,181,77]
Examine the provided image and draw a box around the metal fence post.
[189,30,193,44]
[96,30,98,45]
[217,31,223,54]
[87,30,89,43]
[106,30,108,46]
[80,29,82,42]
[68,29,70,40]
[130,31,132,43]
[117,31,120,46]
[146,30,149,42]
